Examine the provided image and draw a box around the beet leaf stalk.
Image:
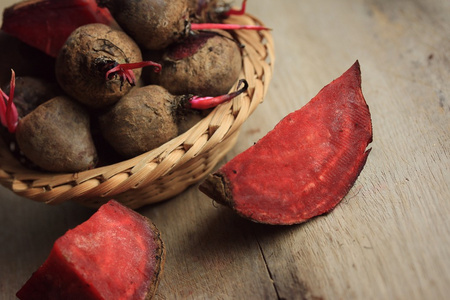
[190,23,269,31]
[224,0,247,16]
[189,79,248,109]
[106,61,162,86]
[189,0,269,31]
[0,69,18,133]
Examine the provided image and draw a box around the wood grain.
[0,0,449,299]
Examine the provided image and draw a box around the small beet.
[55,23,143,109]
[98,85,179,158]
[188,0,229,23]
[15,96,98,172]
[2,76,61,118]
[16,200,165,300]
[0,76,62,161]
[1,0,115,57]
[188,0,246,23]
[97,0,190,50]
[97,0,265,51]
[199,61,373,225]
[148,30,242,97]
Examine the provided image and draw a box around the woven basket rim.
[0,12,275,208]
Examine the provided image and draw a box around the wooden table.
[1,0,449,299]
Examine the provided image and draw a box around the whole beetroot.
[147,30,242,97]
[98,85,180,158]
[2,76,61,118]
[55,23,143,109]
[188,0,236,23]
[15,96,98,172]
[99,80,248,157]
[97,0,190,50]
[96,0,264,51]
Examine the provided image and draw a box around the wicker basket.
[0,13,275,209]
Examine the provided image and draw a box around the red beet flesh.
[199,61,373,225]
[1,0,114,57]
[16,200,165,300]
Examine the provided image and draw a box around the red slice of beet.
[199,61,373,225]
[16,200,165,300]
[2,0,114,57]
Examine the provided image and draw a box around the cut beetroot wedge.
[2,0,114,57]
[16,200,165,300]
[199,61,373,225]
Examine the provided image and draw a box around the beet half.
[1,0,114,57]
[16,200,165,300]
[199,61,373,225]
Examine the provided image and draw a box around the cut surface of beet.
[2,0,114,57]
[199,61,373,225]
[16,200,165,300]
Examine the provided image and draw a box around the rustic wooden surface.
[1,0,449,299]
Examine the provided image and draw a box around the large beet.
[55,23,143,109]
[148,30,242,97]
[199,61,373,225]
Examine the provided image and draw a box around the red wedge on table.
[16,200,165,300]
[1,0,114,57]
[199,61,373,225]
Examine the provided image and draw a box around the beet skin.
[97,0,190,50]
[55,23,143,109]
[148,30,242,97]
[15,96,98,173]
[98,85,180,158]
[199,61,373,225]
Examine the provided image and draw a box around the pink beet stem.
[0,70,18,133]
[225,0,247,16]
[189,79,248,110]
[0,90,8,127]
[106,61,162,86]
[190,23,270,31]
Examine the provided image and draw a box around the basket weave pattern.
[0,13,275,209]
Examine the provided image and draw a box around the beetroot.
[2,76,61,118]
[16,200,165,300]
[98,80,247,157]
[199,61,373,225]
[96,0,266,51]
[55,23,144,109]
[1,0,115,57]
[188,0,247,23]
[97,0,190,50]
[148,30,242,97]
[15,96,98,173]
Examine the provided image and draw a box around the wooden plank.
[0,0,449,299]
[244,0,450,299]
[143,187,278,299]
